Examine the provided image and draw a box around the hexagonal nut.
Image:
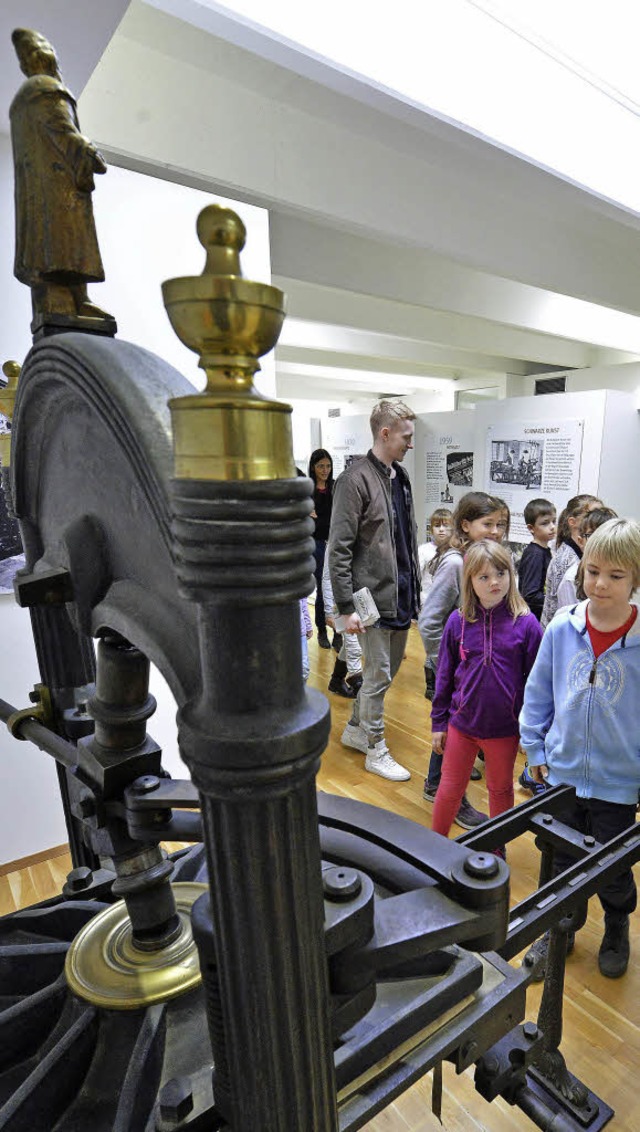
[66,866,93,892]
[158,1076,193,1123]
[77,794,96,819]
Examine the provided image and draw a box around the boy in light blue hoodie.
[520,518,640,980]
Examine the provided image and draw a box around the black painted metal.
[171,474,337,1130]
[14,565,98,871]
[10,334,200,703]
[0,848,215,1132]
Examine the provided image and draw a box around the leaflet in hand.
[334,587,379,631]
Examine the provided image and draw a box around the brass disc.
[65,882,207,1009]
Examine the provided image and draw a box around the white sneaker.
[341,722,369,753]
[365,740,411,781]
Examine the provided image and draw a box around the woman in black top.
[308,448,335,648]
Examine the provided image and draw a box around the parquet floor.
[2,624,639,1129]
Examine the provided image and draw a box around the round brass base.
[65,882,207,1010]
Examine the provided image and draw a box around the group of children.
[417,489,640,980]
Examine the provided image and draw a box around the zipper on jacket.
[584,647,597,794]
[482,607,493,666]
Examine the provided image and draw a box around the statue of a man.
[10,28,114,330]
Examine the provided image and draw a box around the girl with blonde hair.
[430,540,543,843]
[419,491,505,826]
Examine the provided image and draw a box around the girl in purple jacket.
[431,540,543,840]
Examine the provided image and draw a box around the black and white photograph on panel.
[446,450,473,487]
[489,438,543,490]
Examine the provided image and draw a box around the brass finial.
[162,205,293,482]
[0,361,21,468]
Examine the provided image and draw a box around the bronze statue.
[9,28,115,334]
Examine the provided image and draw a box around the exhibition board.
[323,388,640,541]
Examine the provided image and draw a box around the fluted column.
[163,207,336,1129]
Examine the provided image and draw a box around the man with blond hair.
[329,400,420,781]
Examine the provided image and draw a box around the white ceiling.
[148,0,640,213]
[4,0,640,407]
[0,0,130,133]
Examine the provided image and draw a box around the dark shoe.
[423,783,438,803]
[332,632,343,653]
[454,796,488,830]
[346,672,363,694]
[518,764,549,796]
[523,929,576,982]
[470,765,482,781]
[328,675,356,698]
[317,630,331,649]
[598,915,630,978]
[424,667,436,701]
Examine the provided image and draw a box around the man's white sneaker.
[364,740,411,781]
[341,723,369,754]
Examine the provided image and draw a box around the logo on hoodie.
[566,651,624,716]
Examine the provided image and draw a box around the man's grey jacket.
[328,450,420,621]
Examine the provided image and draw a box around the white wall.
[0,138,276,396]
[287,400,326,473]
[414,390,640,548]
[0,134,32,369]
[524,362,640,403]
[0,596,67,864]
[599,391,640,519]
[0,151,275,865]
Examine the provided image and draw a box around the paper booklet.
[334,587,379,632]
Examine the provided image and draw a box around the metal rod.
[0,694,92,774]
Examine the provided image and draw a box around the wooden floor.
[2,624,639,1129]
[311,626,640,1131]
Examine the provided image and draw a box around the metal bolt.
[482,1053,499,1075]
[158,1076,194,1123]
[542,813,553,825]
[132,775,160,794]
[77,794,96,818]
[461,1040,478,1062]
[523,1022,539,1041]
[322,866,361,901]
[463,852,499,879]
[67,866,93,892]
[583,835,596,848]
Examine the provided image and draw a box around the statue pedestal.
[32,312,118,341]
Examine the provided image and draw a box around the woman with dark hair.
[308,448,336,649]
